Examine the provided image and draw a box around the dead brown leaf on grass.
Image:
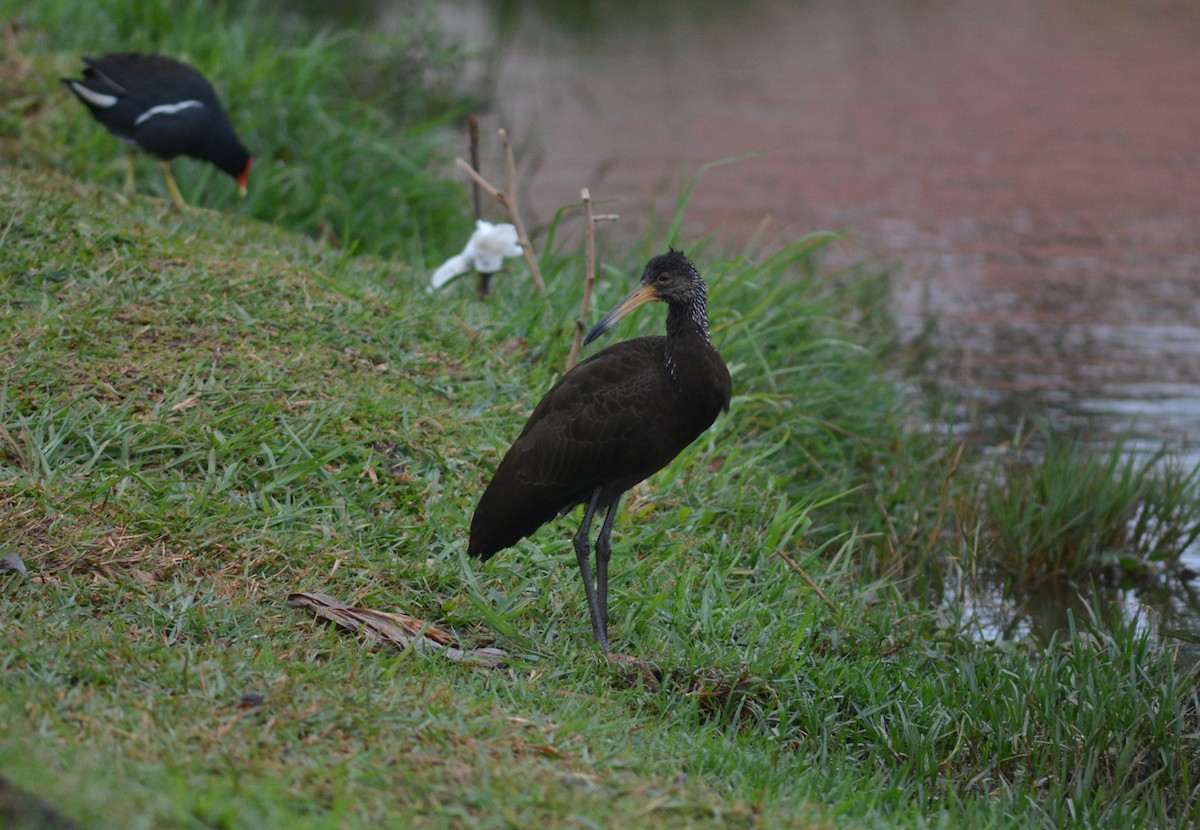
[169,394,202,413]
[605,652,663,692]
[287,591,506,668]
[130,568,156,585]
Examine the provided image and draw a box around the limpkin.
[468,250,732,650]
[61,53,252,208]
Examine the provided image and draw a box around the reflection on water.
[409,0,1200,643]
[954,575,1200,665]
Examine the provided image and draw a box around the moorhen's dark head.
[207,137,253,196]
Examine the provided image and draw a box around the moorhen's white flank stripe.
[134,100,204,126]
[66,82,117,109]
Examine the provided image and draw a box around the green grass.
[978,427,1200,584]
[3,163,1198,828]
[2,5,1200,829]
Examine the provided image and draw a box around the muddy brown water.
[423,0,1200,641]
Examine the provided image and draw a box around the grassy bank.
[2,3,1199,829]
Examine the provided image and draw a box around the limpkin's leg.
[160,160,187,209]
[124,150,138,195]
[572,488,608,650]
[595,497,620,633]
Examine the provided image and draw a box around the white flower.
[430,220,522,291]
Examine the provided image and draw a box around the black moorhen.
[61,53,252,208]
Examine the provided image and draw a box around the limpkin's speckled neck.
[665,285,713,345]
[664,288,714,380]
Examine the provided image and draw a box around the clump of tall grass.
[980,427,1200,584]
[4,0,473,262]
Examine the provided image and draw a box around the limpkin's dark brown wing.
[468,337,690,559]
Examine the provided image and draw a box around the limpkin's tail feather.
[468,478,590,561]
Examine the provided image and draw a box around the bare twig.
[775,549,837,612]
[454,157,501,199]
[468,114,481,221]
[467,115,491,298]
[566,189,618,369]
[498,129,546,293]
[566,188,597,370]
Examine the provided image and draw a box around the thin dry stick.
[567,188,619,370]
[468,114,482,220]
[498,129,545,293]
[466,115,491,297]
[775,549,837,612]
[454,157,499,198]
[566,188,597,370]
